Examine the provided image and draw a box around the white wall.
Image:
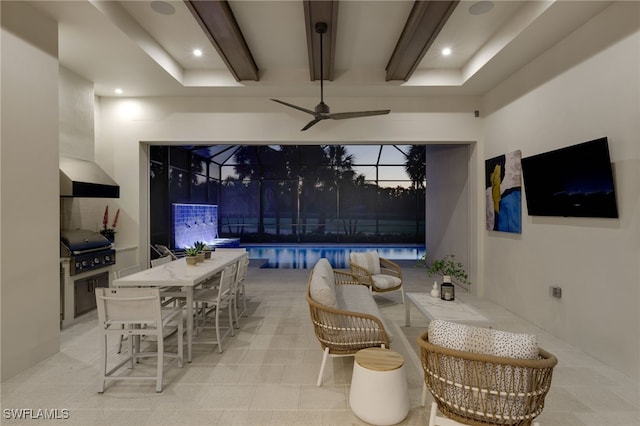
[1,2,60,380]
[59,67,117,234]
[59,67,95,159]
[481,2,640,380]
[424,144,478,293]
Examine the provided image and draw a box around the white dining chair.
[155,244,178,260]
[115,265,142,279]
[192,262,237,353]
[233,254,249,323]
[95,287,183,393]
[150,254,185,308]
[215,248,249,320]
[221,254,245,329]
[151,255,173,268]
[113,265,142,354]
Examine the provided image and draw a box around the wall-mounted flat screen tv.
[521,137,618,218]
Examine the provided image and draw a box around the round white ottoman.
[349,347,409,425]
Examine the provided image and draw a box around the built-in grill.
[60,229,116,327]
[60,229,116,275]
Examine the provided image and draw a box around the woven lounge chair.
[418,329,557,426]
[349,251,404,304]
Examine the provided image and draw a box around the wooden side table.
[349,347,409,425]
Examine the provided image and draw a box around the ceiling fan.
[271,22,390,131]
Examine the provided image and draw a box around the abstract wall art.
[485,150,522,233]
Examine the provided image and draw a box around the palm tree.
[293,146,329,237]
[405,145,426,189]
[232,146,291,237]
[404,145,426,239]
[321,146,352,236]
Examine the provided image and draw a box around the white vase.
[430,281,440,298]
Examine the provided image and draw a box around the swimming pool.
[242,244,426,269]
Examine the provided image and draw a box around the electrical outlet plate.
[550,286,562,298]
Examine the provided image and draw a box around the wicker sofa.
[306,258,393,386]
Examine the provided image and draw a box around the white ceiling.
[30,0,611,98]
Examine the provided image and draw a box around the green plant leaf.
[416,254,470,285]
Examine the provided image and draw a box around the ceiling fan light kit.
[271,22,390,131]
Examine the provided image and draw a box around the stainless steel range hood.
[60,156,120,198]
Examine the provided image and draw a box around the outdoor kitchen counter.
[60,258,115,329]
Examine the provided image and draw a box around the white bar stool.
[349,347,409,426]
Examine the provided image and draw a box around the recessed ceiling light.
[193,49,203,57]
[469,1,494,16]
[114,88,123,95]
[150,1,175,16]
[442,47,452,56]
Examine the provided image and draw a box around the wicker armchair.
[349,251,405,303]
[418,330,557,426]
[306,267,390,386]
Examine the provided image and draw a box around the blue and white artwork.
[173,203,218,248]
[485,150,522,234]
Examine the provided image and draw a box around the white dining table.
[112,251,246,362]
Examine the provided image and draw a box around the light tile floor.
[1,265,638,425]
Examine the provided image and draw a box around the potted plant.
[418,254,470,284]
[417,254,470,301]
[419,253,470,283]
[99,206,119,243]
[184,247,199,265]
[202,244,212,259]
[193,241,206,262]
[193,241,212,260]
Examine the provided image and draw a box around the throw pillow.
[350,251,381,275]
[309,260,337,307]
[428,319,538,359]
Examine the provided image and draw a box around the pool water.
[242,244,425,269]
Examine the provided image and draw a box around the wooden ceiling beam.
[184,0,259,81]
[303,0,338,81]
[386,0,459,81]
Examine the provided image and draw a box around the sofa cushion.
[350,251,381,275]
[309,259,337,308]
[335,285,393,341]
[371,274,401,290]
[313,258,336,286]
[428,319,538,359]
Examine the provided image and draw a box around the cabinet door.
[74,271,109,317]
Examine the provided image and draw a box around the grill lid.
[61,229,111,254]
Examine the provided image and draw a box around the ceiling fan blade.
[328,110,391,120]
[301,118,322,131]
[270,99,315,116]
[275,23,390,131]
